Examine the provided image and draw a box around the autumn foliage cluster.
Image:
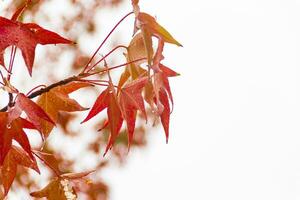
[0,0,181,199]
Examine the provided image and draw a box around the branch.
[0,57,146,112]
[0,73,88,112]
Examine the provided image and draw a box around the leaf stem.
[0,58,145,112]
[0,71,5,84]
[87,45,128,73]
[26,85,47,96]
[7,45,16,81]
[88,57,147,76]
[82,12,134,73]
[32,151,61,177]
[8,93,13,107]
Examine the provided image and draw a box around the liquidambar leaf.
[0,113,37,164]
[30,170,92,200]
[126,32,148,78]
[119,77,147,147]
[2,146,39,195]
[37,82,90,138]
[30,178,76,200]
[34,151,61,176]
[0,16,73,75]
[9,93,55,134]
[156,89,171,143]
[82,86,123,155]
[137,12,182,46]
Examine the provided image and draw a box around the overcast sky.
[103,1,300,200]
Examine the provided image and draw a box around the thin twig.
[82,12,134,73]
[87,45,128,73]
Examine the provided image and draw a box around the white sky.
[103,0,300,200]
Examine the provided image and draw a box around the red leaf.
[119,77,147,147]
[2,146,39,195]
[82,86,124,155]
[105,91,123,155]
[0,113,37,164]
[160,64,180,77]
[81,88,110,123]
[156,90,170,143]
[151,64,179,142]
[0,16,72,75]
[10,93,55,134]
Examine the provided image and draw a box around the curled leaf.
[137,12,182,46]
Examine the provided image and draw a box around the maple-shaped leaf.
[137,12,182,46]
[118,33,148,89]
[105,91,123,155]
[134,12,181,65]
[154,64,179,107]
[81,88,110,123]
[37,82,90,138]
[82,86,123,155]
[128,33,148,67]
[155,89,171,143]
[118,67,131,89]
[8,93,54,134]
[127,32,148,77]
[30,178,74,200]
[0,113,37,164]
[33,151,62,176]
[145,64,178,111]
[118,77,147,147]
[0,16,73,75]
[2,145,39,195]
[139,27,154,66]
[147,64,179,142]
[31,171,93,199]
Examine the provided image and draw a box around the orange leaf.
[128,32,149,66]
[37,82,90,138]
[137,12,182,46]
[30,178,75,200]
[2,146,39,195]
[34,151,61,176]
[61,170,95,180]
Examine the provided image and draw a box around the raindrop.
[6,124,11,129]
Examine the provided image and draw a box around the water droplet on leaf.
[6,124,11,129]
